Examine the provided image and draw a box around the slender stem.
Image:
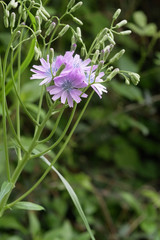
[6,92,94,209]
[31,104,77,159]
[38,108,64,144]
[34,86,44,136]
[17,33,22,161]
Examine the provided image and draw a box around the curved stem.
[6,91,94,209]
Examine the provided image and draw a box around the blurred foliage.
[0,0,160,239]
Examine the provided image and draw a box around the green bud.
[129,72,140,85]
[95,60,104,76]
[45,22,56,36]
[35,16,41,30]
[67,0,75,9]
[58,25,69,37]
[41,7,50,18]
[10,12,16,28]
[113,9,121,20]
[49,48,54,64]
[4,9,10,18]
[39,10,48,21]
[35,30,42,36]
[34,46,42,60]
[99,35,108,45]
[70,1,83,13]
[7,0,18,10]
[18,5,22,14]
[115,20,127,28]
[76,27,82,39]
[125,77,130,85]
[106,68,119,81]
[14,30,21,41]
[55,64,66,77]
[109,49,125,64]
[120,30,132,35]
[107,34,115,45]
[80,46,85,57]
[45,19,52,29]
[22,10,27,21]
[71,43,77,51]
[71,34,77,45]
[72,16,83,25]
[3,16,9,28]
[92,50,99,64]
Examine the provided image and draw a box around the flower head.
[47,71,87,107]
[85,71,107,98]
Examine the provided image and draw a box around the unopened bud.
[10,12,16,28]
[92,50,99,64]
[45,22,56,36]
[39,10,48,21]
[67,0,75,9]
[55,64,66,76]
[95,61,104,76]
[71,43,77,51]
[71,34,77,45]
[35,16,41,30]
[35,30,42,36]
[100,50,105,60]
[45,19,52,29]
[107,34,115,45]
[18,5,22,14]
[4,9,10,18]
[49,48,54,64]
[70,1,83,13]
[76,27,82,39]
[106,68,119,81]
[22,10,27,21]
[103,44,114,61]
[34,46,42,60]
[7,0,18,10]
[120,30,132,35]
[129,72,140,85]
[80,46,85,57]
[99,35,108,45]
[3,16,9,28]
[58,25,69,37]
[109,49,125,64]
[113,9,121,20]
[72,16,83,25]
[115,20,127,28]
[41,7,50,18]
[14,30,21,41]
[125,76,130,85]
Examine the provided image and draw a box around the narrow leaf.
[0,181,13,203]
[41,156,96,240]
[14,201,45,211]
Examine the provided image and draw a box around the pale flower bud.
[70,1,83,13]
[115,20,127,28]
[106,68,119,81]
[58,25,69,37]
[10,12,16,28]
[113,9,121,20]
[109,49,125,64]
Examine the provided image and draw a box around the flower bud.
[103,44,114,61]
[35,16,41,30]
[120,30,132,35]
[35,30,42,36]
[4,9,10,18]
[106,68,119,81]
[55,64,66,77]
[58,25,69,37]
[45,22,56,36]
[109,49,125,64]
[107,34,115,45]
[115,20,127,28]
[3,16,9,28]
[72,16,83,25]
[71,43,77,52]
[49,48,54,64]
[76,27,81,38]
[45,19,52,29]
[113,9,121,20]
[100,50,105,60]
[92,50,99,64]
[39,10,48,21]
[22,10,27,21]
[10,12,16,28]
[129,72,140,85]
[41,7,50,18]
[7,0,18,10]
[95,61,104,76]
[18,5,22,14]
[80,46,85,57]
[125,76,130,85]
[70,1,83,13]
[34,46,42,60]
[99,35,108,45]
[67,0,75,9]
[71,34,77,45]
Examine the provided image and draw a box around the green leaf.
[14,201,45,211]
[143,23,157,36]
[41,155,96,240]
[29,212,41,237]
[0,181,14,203]
[0,216,26,233]
[133,11,147,28]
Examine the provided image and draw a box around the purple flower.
[84,71,107,98]
[47,71,88,107]
[30,53,73,85]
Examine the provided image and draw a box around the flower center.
[62,79,73,91]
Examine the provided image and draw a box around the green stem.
[31,104,77,159]
[6,92,94,209]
